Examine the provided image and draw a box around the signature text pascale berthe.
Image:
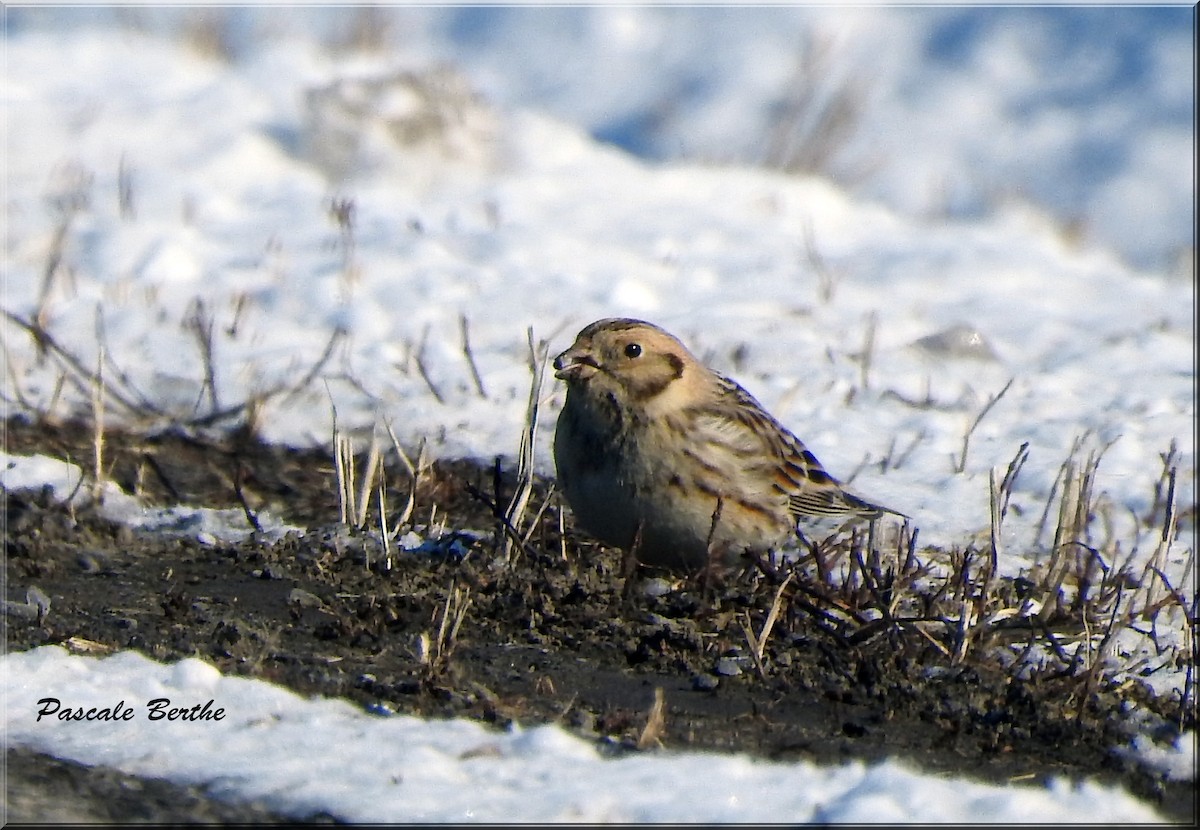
[36,697,226,722]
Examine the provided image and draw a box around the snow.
[1116,732,1197,785]
[1,451,83,501]
[0,646,1177,823]
[2,5,1195,822]
[0,451,300,543]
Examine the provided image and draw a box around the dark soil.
[2,415,1195,824]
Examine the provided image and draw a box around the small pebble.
[714,657,743,677]
[288,588,324,609]
[641,577,674,597]
[569,710,598,733]
[27,586,51,620]
[910,323,999,361]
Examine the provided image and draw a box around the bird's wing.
[711,374,895,520]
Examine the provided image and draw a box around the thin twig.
[502,328,549,561]
[858,311,877,392]
[377,473,392,572]
[954,376,1015,473]
[184,298,219,414]
[354,433,383,529]
[4,310,145,416]
[414,324,447,405]
[233,465,264,535]
[90,346,106,501]
[802,218,838,304]
[459,313,487,398]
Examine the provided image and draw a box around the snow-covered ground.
[2,4,1195,822]
[2,644,1185,823]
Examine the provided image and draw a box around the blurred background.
[7,2,1194,275]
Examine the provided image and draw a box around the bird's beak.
[553,347,599,381]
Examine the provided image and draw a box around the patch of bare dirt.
[2,416,1194,823]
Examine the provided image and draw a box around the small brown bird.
[552,318,901,572]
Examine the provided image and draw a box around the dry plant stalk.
[777,431,1189,696]
[636,687,667,750]
[997,442,1030,518]
[5,311,143,419]
[184,298,219,415]
[90,346,107,502]
[1036,461,1081,622]
[500,328,550,562]
[354,433,383,529]
[459,313,488,398]
[413,324,447,404]
[1032,433,1086,550]
[1137,465,1178,617]
[420,585,473,674]
[376,475,393,571]
[232,465,264,535]
[520,484,559,549]
[889,428,928,471]
[328,195,360,297]
[557,500,568,561]
[954,377,1014,474]
[1044,443,1112,621]
[37,162,93,332]
[333,433,356,525]
[330,411,387,530]
[227,291,251,338]
[763,30,870,180]
[1,345,36,414]
[8,305,343,431]
[383,419,426,531]
[952,596,978,664]
[279,327,345,408]
[1150,440,1181,525]
[986,467,1001,591]
[741,573,794,679]
[329,400,353,525]
[857,311,877,393]
[802,218,839,304]
[117,152,136,220]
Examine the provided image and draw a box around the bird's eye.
[624,343,642,359]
